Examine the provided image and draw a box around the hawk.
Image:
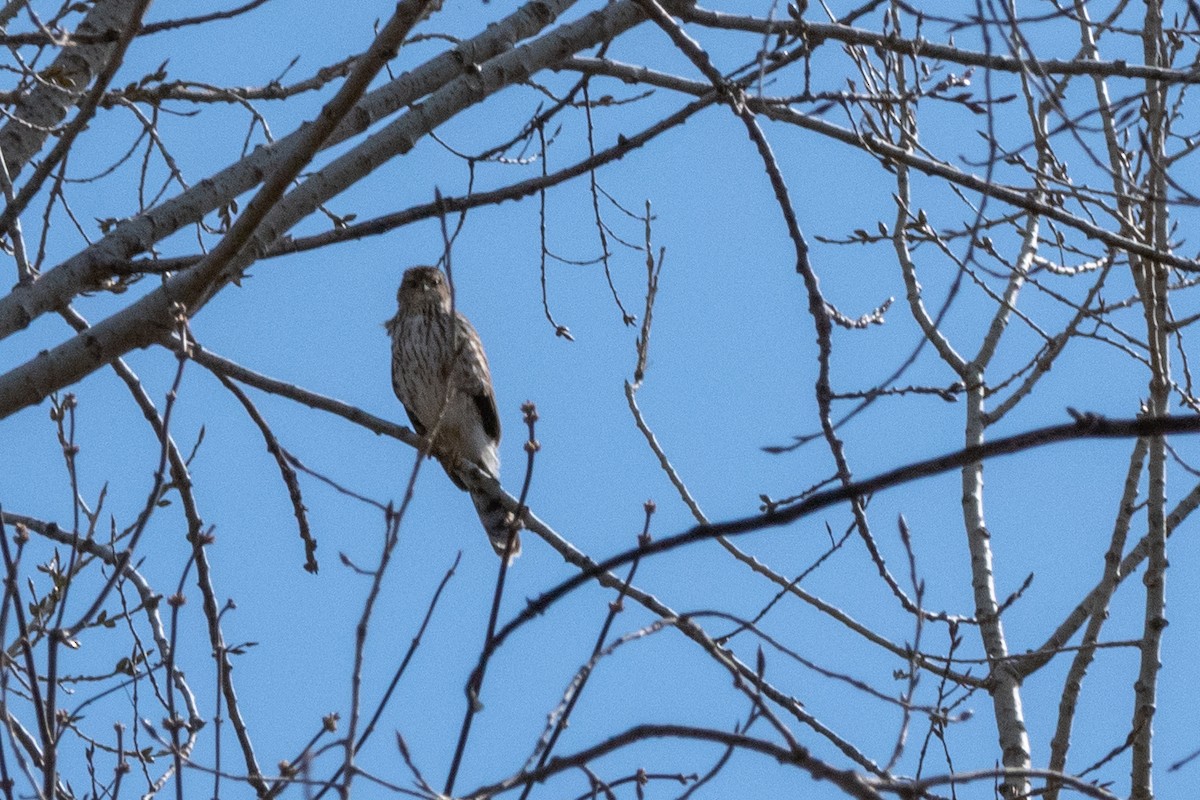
[386,266,519,560]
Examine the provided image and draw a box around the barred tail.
[471,490,521,562]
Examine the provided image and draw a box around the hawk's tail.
[471,490,521,562]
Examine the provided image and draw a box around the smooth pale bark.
[0,0,140,177]
[0,0,583,340]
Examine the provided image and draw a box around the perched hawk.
[386,266,519,560]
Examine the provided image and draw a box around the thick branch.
[0,0,584,340]
[0,0,142,177]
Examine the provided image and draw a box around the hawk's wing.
[456,314,501,443]
[474,390,500,443]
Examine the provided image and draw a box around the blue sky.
[3,1,1200,798]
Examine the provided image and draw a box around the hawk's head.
[397,266,451,313]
